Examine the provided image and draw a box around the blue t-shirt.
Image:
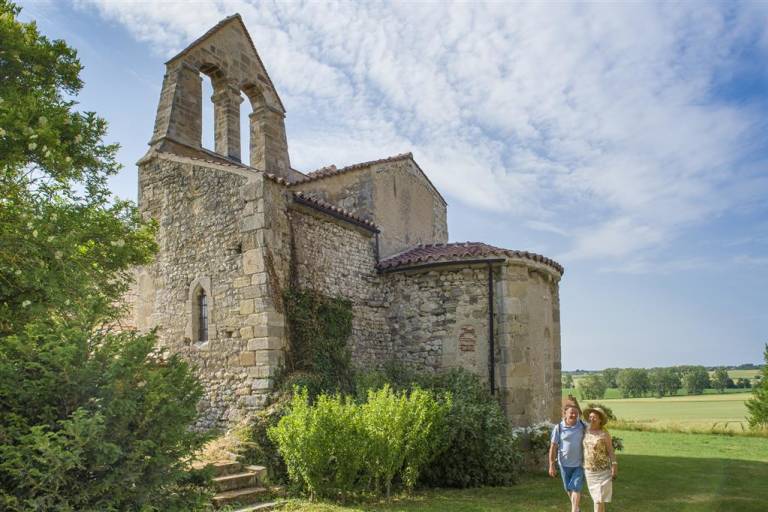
[551,419,586,468]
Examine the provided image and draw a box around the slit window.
[198,290,208,342]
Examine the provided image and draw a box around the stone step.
[214,471,260,492]
[213,486,270,508]
[210,461,243,478]
[230,502,280,512]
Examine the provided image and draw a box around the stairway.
[209,461,282,511]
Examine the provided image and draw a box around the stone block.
[239,180,263,202]
[239,299,254,315]
[246,365,277,378]
[251,378,272,390]
[239,351,256,367]
[247,337,283,351]
[242,249,265,275]
[254,349,282,366]
[240,326,254,339]
[240,214,265,232]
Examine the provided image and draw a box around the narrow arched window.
[198,290,208,342]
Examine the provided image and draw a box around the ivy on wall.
[282,288,354,395]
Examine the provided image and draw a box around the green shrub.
[418,369,521,488]
[268,386,449,501]
[361,386,450,496]
[0,328,210,511]
[268,389,365,501]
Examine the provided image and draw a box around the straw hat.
[583,406,608,426]
[562,394,582,415]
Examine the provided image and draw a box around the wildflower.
[22,300,31,308]
[54,250,63,259]
[28,142,37,150]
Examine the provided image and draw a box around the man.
[549,397,587,512]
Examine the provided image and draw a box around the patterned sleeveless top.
[583,430,611,471]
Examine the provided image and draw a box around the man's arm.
[548,442,558,477]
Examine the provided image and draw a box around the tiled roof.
[293,191,379,232]
[165,14,286,113]
[290,153,414,185]
[377,242,564,274]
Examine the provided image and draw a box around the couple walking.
[548,396,618,512]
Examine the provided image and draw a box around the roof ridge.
[377,242,563,274]
[291,152,413,185]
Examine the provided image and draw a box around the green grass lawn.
[277,429,768,511]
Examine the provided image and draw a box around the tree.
[562,373,574,389]
[602,368,620,388]
[649,368,681,397]
[0,2,209,509]
[737,377,752,389]
[712,368,730,393]
[682,366,710,395]
[746,344,768,429]
[577,374,607,400]
[617,368,650,398]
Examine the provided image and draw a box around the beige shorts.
[585,468,612,503]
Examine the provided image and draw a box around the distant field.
[606,393,752,432]
[562,387,747,400]
[723,369,761,380]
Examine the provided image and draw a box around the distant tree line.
[567,365,760,400]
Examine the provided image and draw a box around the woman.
[549,396,587,512]
[582,407,618,512]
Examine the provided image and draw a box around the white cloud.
[76,0,768,267]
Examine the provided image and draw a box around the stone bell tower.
[147,13,291,177]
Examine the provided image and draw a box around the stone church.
[131,14,564,429]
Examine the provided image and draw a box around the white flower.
[32,229,38,238]
[54,250,63,259]
[14,269,21,275]
[38,116,47,126]
[22,300,31,308]
[111,239,125,247]
[0,128,6,137]
[28,142,37,150]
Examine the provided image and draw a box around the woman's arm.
[605,432,617,478]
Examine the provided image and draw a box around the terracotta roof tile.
[377,242,564,274]
[290,153,413,185]
[293,191,379,232]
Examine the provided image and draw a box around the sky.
[17,0,768,370]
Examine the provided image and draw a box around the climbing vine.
[282,288,354,395]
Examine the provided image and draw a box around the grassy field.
[562,387,749,400]
[605,392,752,431]
[278,429,768,511]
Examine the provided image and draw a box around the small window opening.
[198,290,208,342]
[240,91,251,166]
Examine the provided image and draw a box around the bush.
[268,386,449,501]
[418,369,521,488]
[0,328,210,511]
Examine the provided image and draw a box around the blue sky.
[19,0,768,370]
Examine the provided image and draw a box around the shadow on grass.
[354,454,768,512]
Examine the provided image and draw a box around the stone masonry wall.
[288,206,391,366]
[135,155,285,429]
[496,262,562,425]
[383,266,491,378]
